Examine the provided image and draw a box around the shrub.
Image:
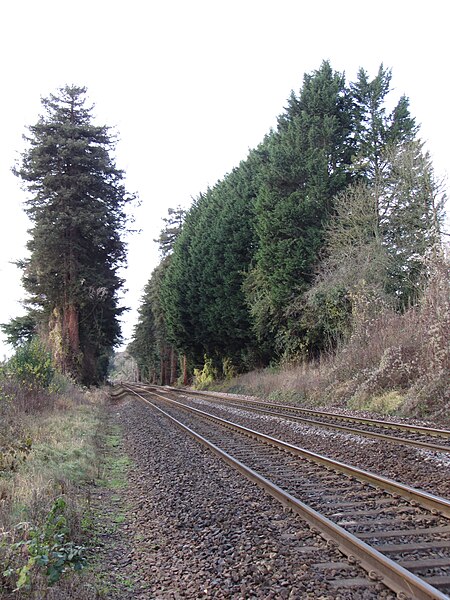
[193,355,217,388]
[4,339,54,389]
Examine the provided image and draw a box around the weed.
[2,498,86,591]
[349,391,405,415]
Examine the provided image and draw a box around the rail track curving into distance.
[115,383,450,599]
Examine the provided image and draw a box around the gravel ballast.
[104,395,397,599]
[172,393,450,500]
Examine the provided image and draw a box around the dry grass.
[0,379,108,598]
[216,254,450,422]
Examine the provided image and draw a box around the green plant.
[3,497,86,590]
[193,355,217,388]
[5,339,54,389]
[222,357,237,380]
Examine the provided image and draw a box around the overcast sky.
[0,0,448,359]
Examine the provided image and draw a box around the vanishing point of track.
[115,383,450,599]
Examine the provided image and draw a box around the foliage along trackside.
[2,498,86,591]
[216,250,450,422]
[128,61,447,418]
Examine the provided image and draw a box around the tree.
[13,86,133,384]
[160,153,262,374]
[246,61,354,357]
[305,143,445,350]
[299,66,440,353]
[128,277,159,382]
[154,205,186,258]
[304,182,391,349]
[129,207,186,384]
[349,67,442,306]
[350,65,417,187]
[160,195,213,367]
[1,313,38,347]
[380,142,445,305]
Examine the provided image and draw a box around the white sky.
[0,0,448,359]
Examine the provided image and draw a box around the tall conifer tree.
[13,86,132,384]
[246,61,353,356]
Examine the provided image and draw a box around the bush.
[193,355,217,389]
[3,339,54,389]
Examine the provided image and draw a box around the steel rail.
[120,385,450,600]
[156,387,450,454]
[135,383,450,453]
[127,385,450,518]
[159,385,450,439]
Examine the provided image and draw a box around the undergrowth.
[208,252,450,422]
[0,340,110,598]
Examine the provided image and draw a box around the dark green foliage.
[247,61,354,356]
[1,313,38,347]
[154,205,186,258]
[380,142,444,306]
[160,154,262,372]
[128,278,159,382]
[128,260,177,384]
[348,66,440,309]
[351,65,417,183]
[12,86,132,384]
[161,195,213,364]
[129,207,185,383]
[131,61,444,378]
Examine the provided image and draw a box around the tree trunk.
[63,303,80,377]
[160,345,167,385]
[182,354,188,386]
[170,346,178,384]
[66,303,80,357]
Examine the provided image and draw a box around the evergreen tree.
[129,206,186,384]
[246,62,354,357]
[161,152,262,374]
[13,86,132,384]
[131,61,443,378]
[349,66,440,306]
[380,142,444,305]
[350,65,417,187]
[128,277,159,382]
[160,197,210,366]
[1,313,38,347]
[306,142,444,349]
[154,205,186,258]
[301,66,435,353]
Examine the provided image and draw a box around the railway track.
[116,383,450,599]
[135,383,450,454]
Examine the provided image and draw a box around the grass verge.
[0,387,131,598]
